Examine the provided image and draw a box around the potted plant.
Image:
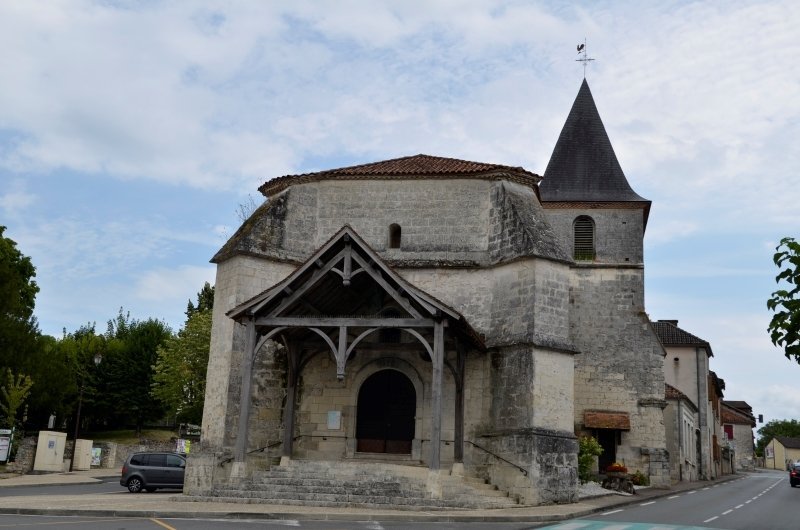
[605,462,628,476]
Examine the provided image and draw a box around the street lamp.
[69,352,102,472]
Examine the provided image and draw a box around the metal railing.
[465,440,528,476]
[218,436,528,476]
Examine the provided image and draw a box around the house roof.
[539,79,649,205]
[775,436,800,449]
[722,402,756,427]
[723,400,753,413]
[651,320,714,357]
[257,154,542,197]
[665,383,698,411]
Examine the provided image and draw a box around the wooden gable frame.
[228,225,483,471]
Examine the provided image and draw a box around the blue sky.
[1,1,798,428]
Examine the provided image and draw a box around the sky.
[1,1,798,432]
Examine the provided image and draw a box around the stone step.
[192,460,520,509]
[177,495,475,511]
[205,489,515,509]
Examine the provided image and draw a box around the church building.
[185,79,669,507]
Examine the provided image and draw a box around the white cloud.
[0,179,35,216]
[135,265,216,303]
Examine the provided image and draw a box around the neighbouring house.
[664,383,699,482]
[764,436,800,470]
[721,400,756,471]
[653,320,715,480]
[184,79,669,508]
[709,371,733,477]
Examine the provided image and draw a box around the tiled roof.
[776,436,800,449]
[539,79,649,204]
[722,402,755,426]
[723,400,752,413]
[258,154,541,197]
[665,384,698,410]
[651,320,713,356]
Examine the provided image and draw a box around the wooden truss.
[227,225,484,471]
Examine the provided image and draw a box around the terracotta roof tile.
[652,320,714,356]
[258,154,541,197]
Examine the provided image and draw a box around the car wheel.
[145,487,156,493]
[127,477,144,493]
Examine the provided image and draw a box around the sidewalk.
[0,470,745,524]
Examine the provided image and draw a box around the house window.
[724,424,733,441]
[389,224,402,249]
[573,216,595,261]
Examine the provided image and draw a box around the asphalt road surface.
[540,469,792,530]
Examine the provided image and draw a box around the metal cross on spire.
[576,39,595,78]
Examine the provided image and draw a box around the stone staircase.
[186,459,520,510]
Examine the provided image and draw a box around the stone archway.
[356,370,416,454]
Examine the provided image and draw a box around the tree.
[767,237,800,362]
[186,282,214,318]
[0,226,41,378]
[155,283,215,425]
[152,310,212,425]
[96,310,172,433]
[755,419,800,456]
[0,369,34,429]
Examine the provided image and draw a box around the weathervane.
[576,39,595,78]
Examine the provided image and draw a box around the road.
[0,471,792,529]
[540,469,792,529]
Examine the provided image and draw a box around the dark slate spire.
[539,79,648,202]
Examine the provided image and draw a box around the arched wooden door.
[356,370,416,454]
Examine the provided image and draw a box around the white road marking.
[600,509,624,515]
[668,495,680,499]
[735,504,744,509]
[704,516,719,523]
[702,487,710,490]
[722,510,733,515]
[745,500,752,503]
[687,490,697,494]
[640,501,656,506]
[363,523,384,530]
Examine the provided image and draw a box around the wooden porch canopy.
[227,225,484,470]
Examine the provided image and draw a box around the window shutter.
[573,216,595,261]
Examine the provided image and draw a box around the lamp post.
[69,352,102,472]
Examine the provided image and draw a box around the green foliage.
[578,435,603,482]
[0,226,38,322]
[186,282,214,318]
[767,237,800,362]
[0,226,41,392]
[755,419,800,456]
[151,309,212,425]
[630,470,649,486]
[0,369,34,428]
[96,310,172,433]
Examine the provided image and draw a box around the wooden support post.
[282,344,299,459]
[234,318,257,463]
[454,341,466,464]
[430,320,444,471]
[336,326,347,380]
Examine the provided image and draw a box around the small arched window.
[573,216,595,261]
[389,224,402,249]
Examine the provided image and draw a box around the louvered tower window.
[573,216,595,261]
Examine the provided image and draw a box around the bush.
[630,470,649,486]
[578,435,603,482]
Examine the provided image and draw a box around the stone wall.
[544,208,645,264]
